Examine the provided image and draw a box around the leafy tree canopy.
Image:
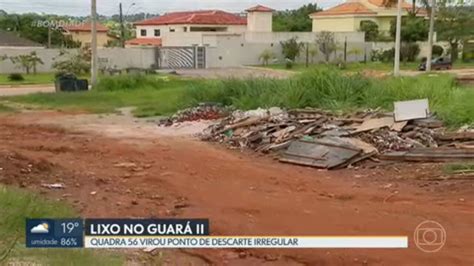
[389,14,429,42]
[359,20,379,41]
[273,4,321,32]
[435,0,474,61]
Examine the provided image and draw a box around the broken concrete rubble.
[165,105,473,170]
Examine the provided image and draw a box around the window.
[169,28,175,32]
[183,27,187,32]
[154,29,160,37]
[140,29,146,37]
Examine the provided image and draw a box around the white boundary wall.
[0,47,156,74]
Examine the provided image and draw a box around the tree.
[9,52,43,74]
[308,47,318,63]
[52,48,90,76]
[259,49,275,66]
[390,14,429,43]
[0,12,83,48]
[273,4,321,32]
[316,31,336,62]
[359,20,379,42]
[436,0,474,62]
[280,37,303,61]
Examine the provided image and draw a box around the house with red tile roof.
[63,22,118,48]
[310,0,427,34]
[126,5,274,47]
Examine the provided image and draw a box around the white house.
[126,5,274,47]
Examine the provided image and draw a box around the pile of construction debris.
[159,103,230,126]
[196,99,474,169]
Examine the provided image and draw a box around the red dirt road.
[0,112,473,265]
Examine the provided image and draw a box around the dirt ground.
[0,85,55,96]
[0,110,473,265]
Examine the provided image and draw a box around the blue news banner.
[26,219,209,248]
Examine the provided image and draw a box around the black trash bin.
[55,74,89,92]
[75,79,89,91]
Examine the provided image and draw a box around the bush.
[95,74,165,91]
[185,68,473,127]
[400,43,420,62]
[462,42,474,62]
[7,73,24,81]
[280,37,303,61]
[259,49,275,66]
[360,20,379,42]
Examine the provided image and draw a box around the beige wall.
[206,35,367,68]
[312,17,358,32]
[69,31,112,47]
[161,31,365,47]
[375,17,394,33]
[247,12,272,32]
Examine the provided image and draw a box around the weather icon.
[30,223,49,234]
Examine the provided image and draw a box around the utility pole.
[426,0,436,72]
[47,26,52,48]
[344,37,347,62]
[305,43,309,68]
[394,0,403,76]
[119,2,125,48]
[91,0,98,88]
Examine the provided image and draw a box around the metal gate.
[156,46,206,69]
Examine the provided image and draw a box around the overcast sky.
[0,0,343,16]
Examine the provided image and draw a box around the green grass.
[0,103,15,113]
[443,163,474,174]
[6,74,199,117]
[4,70,474,127]
[0,73,56,85]
[186,67,474,127]
[0,73,90,86]
[261,61,474,72]
[0,185,123,265]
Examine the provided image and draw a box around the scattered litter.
[41,183,65,189]
[114,162,137,168]
[159,101,473,169]
[159,103,231,126]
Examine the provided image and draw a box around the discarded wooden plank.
[352,116,395,134]
[219,116,268,134]
[333,151,377,169]
[390,121,408,132]
[412,117,443,128]
[379,148,474,162]
[435,132,474,141]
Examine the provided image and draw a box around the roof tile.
[134,10,247,26]
[246,5,274,12]
[311,2,377,17]
[125,38,162,46]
